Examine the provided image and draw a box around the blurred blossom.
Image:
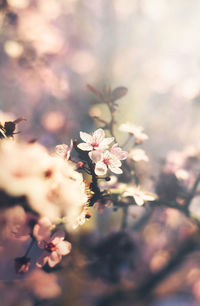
[41,111,65,133]
[128,148,149,162]
[4,40,24,58]
[18,11,64,54]
[8,0,30,9]
[0,140,88,229]
[25,269,61,299]
[113,0,137,20]
[1,205,36,241]
[150,250,170,272]
[119,123,148,143]
[123,186,157,206]
[69,50,96,75]
[38,0,61,20]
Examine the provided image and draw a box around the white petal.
[100,137,114,149]
[134,195,144,206]
[89,150,102,163]
[93,128,105,143]
[108,165,122,174]
[143,193,157,201]
[110,155,122,167]
[55,144,68,157]
[48,251,62,267]
[77,143,93,151]
[95,161,108,176]
[51,230,65,245]
[80,131,92,143]
[57,241,72,255]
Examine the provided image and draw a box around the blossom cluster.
[78,128,128,175]
[0,86,159,294]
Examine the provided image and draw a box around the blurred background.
[1,0,200,154]
[1,1,200,306]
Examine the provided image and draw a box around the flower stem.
[121,206,129,230]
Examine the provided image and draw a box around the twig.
[185,174,200,208]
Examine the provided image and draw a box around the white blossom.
[128,148,149,162]
[77,128,114,152]
[90,150,123,176]
[123,186,157,206]
[119,122,148,143]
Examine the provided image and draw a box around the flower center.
[103,158,110,166]
[91,142,99,148]
[45,242,56,253]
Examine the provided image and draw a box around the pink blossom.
[33,217,52,243]
[110,144,128,160]
[55,140,73,160]
[77,128,114,152]
[36,230,71,268]
[90,150,123,176]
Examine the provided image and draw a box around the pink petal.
[36,252,49,268]
[57,241,72,255]
[48,251,62,267]
[95,161,108,176]
[51,230,65,245]
[55,144,69,158]
[120,151,128,160]
[80,131,92,143]
[89,151,102,163]
[77,143,93,151]
[33,217,51,242]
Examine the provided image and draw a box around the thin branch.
[185,174,200,208]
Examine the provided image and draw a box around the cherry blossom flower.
[119,122,148,143]
[0,140,88,229]
[55,140,73,160]
[90,150,123,176]
[36,230,71,268]
[128,148,149,162]
[33,217,52,242]
[123,186,157,206]
[110,144,128,160]
[77,128,114,152]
